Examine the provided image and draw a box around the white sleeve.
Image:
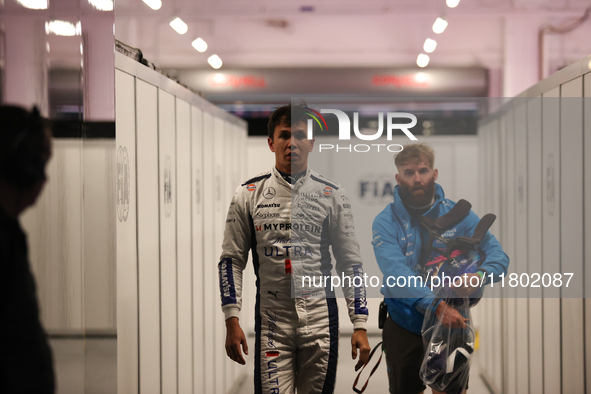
[331,187,369,331]
[218,185,251,321]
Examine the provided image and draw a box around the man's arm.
[218,185,251,364]
[451,211,509,297]
[372,216,439,314]
[330,188,369,330]
[330,187,370,369]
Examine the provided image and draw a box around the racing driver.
[218,104,371,393]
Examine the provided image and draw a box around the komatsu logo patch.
[219,258,236,304]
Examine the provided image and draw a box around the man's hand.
[453,273,483,297]
[225,317,248,365]
[351,329,371,371]
[435,301,469,329]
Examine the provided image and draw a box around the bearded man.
[372,143,509,394]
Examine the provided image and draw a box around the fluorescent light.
[415,72,428,83]
[45,20,81,36]
[417,54,430,68]
[142,0,161,10]
[423,38,437,53]
[170,17,188,35]
[192,37,208,52]
[213,73,226,83]
[432,17,448,34]
[446,0,460,8]
[208,54,222,69]
[88,0,113,11]
[16,0,47,9]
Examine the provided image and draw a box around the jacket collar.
[272,166,311,190]
[391,183,445,222]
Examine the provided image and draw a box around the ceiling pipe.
[538,5,591,80]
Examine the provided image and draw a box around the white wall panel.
[559,77,585,394]
[22,139,84,330]
[513,102,529,394]
[159,89,178,394]
[584,72,591,394]
[541,86,561,394]
[213,117,226,393]
[526,96,544,394]
[115,69,139,394]
[83,139,117,330]
[479,124,492,385]
[202,112,216,394]
[116,53,247,394]
[191,106,205,394]
[136,79,161,394]
[453,140,480,214]
[228,122,239,384]
[489,121,503,394]
[176,98,193,394]
[503,111,517,394]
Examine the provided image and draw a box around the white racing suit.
[219,167,368,394]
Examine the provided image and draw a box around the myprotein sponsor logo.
[254,222,322,234]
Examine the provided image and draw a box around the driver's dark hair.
[267,104,310,140]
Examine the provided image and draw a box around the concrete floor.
[50,334,490,394]
[50,337,117,394]
[235,333,491,394]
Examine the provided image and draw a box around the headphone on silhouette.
[0,106,48,190]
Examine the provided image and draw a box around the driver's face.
[268,120,314,174]
[395,158,438,207]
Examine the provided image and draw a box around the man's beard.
[398,177,436,208]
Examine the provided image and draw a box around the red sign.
[371,74,430,88]
[208,74,267,89]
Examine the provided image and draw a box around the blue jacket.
[372,183,509,335]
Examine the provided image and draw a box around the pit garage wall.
[477,55,591,394]
[115,52,248,394]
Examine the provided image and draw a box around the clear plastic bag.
[419,288,475,394]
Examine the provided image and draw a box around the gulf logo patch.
[323,187,332,196]
[247,184,256,191]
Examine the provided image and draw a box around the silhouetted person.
[0,105,55,393]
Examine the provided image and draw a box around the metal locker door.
[176,98,193,394]
[159,89,178,394]
[192,106,205,394]
[115,69,139,394]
